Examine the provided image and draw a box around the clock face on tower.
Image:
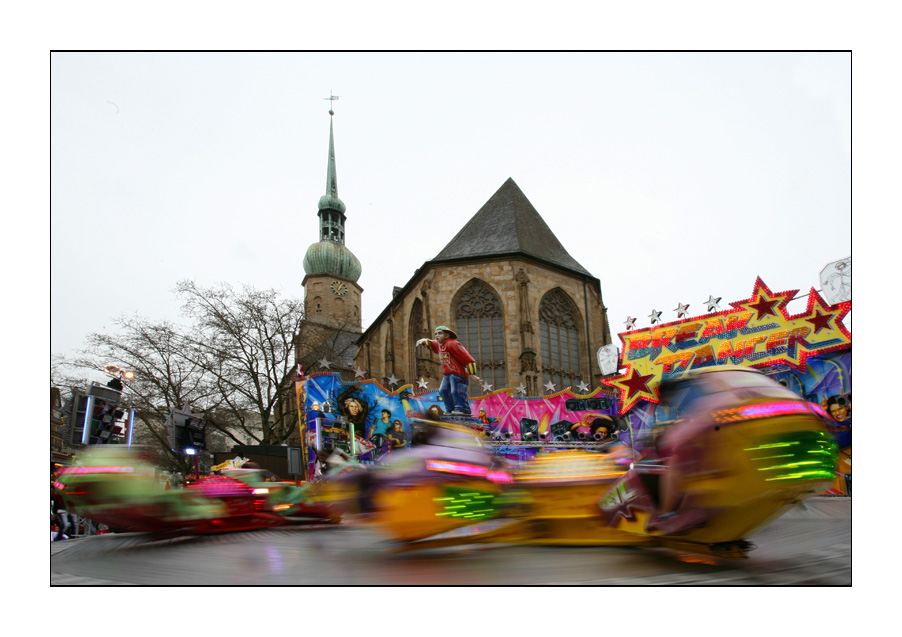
[330,281,349,296]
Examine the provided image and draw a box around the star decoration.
[622,368,655,397]
[674,302,690,318]
[648,309,662,324]
[318,357,332,370]
[602,366,659,414]
[624,316,637,330]
[354,367,367,379]
[481,381,493,393]
[386,374,400,387]
[544,380,557,393]
[730,278,797,322]
[577,380,590,393]
[417,377,429,389]
[704,295,722,312]
[515,383,527,395]
[805,309,834,334]
[747,295,780,321]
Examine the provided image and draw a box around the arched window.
[408,298,429,381]
[454,280,506,390]
[539,289,582,391]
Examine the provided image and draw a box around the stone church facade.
[354,178,614,397]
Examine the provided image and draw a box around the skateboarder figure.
[417,326,482,416]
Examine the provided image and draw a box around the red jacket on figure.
[428,338,477,377]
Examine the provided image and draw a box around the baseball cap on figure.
[434,326,458,339]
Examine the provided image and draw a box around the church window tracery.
[539,289,582,391]
[454,280,506,389]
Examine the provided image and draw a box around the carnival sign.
[602,277,852,414]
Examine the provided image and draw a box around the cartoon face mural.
[304,373,414,447]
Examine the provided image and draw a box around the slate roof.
[430,178,592,277]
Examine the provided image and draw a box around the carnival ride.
[329,367,838,559]
[53,447,335,537]
[54,367,837,559]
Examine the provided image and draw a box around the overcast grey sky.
[51,52,850,365]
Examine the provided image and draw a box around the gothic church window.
[454,280,506,389]
[409,298,431,381]
[539,289,582,391]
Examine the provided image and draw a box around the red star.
[622,368,655,399]
[729,277,798,321]
[748,295,779,320]
[806,309,834,334]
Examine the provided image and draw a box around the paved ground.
[50,496,851,586]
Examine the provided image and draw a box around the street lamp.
[101,364,137,446]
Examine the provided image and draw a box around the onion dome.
[302,241,362,282]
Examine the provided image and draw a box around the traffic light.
[186,416,207,450]
[169,410,206,451]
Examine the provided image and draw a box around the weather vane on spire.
[324,92,340,115]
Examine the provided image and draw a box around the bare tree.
[55,282,361,466]
[174,281,307,446]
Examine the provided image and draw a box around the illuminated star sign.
[577,380,590,393]
[481,381,493,393]
[674,302,690,319]
[354,367,367,379]
[648,309,662,324]
[386,374,400,387]
[604,277,851,414]
[515,383,528,395]
[704,295,722,312]
[806,309,835,334]
[729,277,798,322]
[318,357,332,370]
[602,367,657,414]
[544,380,557,393]
[417,377,429,389]
[624,316,637,330]
[747,295,779,320]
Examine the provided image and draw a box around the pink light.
[426,460,487,478]
[487,470,514,484]
[713,401,828,423]
[58,466,135,475]
[426,460,514,484]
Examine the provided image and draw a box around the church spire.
[324,111,341,204]
[303,97,361,284]
[318,96,346,222]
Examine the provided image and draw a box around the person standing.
[416,326,481,416]
[51,486,74,541]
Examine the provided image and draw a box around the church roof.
[430,178,592,277]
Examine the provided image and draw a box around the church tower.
[302,106,363,333]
